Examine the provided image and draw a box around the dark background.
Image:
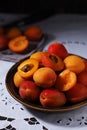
[0,0,87,14]
[0,0,87,24]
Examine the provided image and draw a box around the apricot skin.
[66,83,87,103]
[33,67,57,88]
[56,69,77,91]
[48,42,68,59]
[19,80,40,102]
[64,55,85,74]
[40,88,66,108]
[77,71,87,86]
[13,71,26,88]
[24,25,43,41]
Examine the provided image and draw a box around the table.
[0,13,87,130]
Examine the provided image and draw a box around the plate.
[5,57,87,112]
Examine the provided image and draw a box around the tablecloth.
[0,13,87,130]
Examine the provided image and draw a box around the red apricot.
[66,83,87,103]
[48,42,68,59]
[41,52,64,71]
[40,88,66,108]
[19,80,40,102]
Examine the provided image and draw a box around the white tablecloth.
[0,13,87,130]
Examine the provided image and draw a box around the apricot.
[56,69,77,91]
[8,36,29,53]
[48,42,69,59]
[33,67,57,88]
[30,51,44,63]
[13,71,25,88]
[18,58,39,79]
[64,55,85,74]
[6,27,22,39]
[24,25,43,41]
[66,83,87,103]
[19,80,40,102]
[41,52,64,71]
[77,71,87,86]
[40,88,66,108]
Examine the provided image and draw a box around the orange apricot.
[33,67,57,88]
[64,55,85,74]
[56,69,77,91]
[13,71,25,88]
[41,52,64,71]
[24,25,43,41]
[18,58,39,79]
[6,27,22,39]
[8,36,29,53]
[77,71,87,86]
[30,51,44,63]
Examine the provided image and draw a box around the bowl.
[5,56,87,112]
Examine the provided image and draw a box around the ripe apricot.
[13,71,25,88]
[18,58,39,79]
[66,83,87,103]
[30,51,44,63]
[6,27,22,39]
[56,69,77,91]
[8,36,29,53]
[41,52,64,71]
[19,80,40,102]
[77,71,87,86]
[33,67,57,88]
[40,88,66,108]
[48,42,69,59]
[24,25,43,41]
[64,55,85,74]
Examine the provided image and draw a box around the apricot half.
[56,69,77,91]
[41,52,64,71]
[8,36,29,53]
[18,58,39,79]
[64,55,85,74]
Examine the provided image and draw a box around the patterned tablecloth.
[0,13,87,130]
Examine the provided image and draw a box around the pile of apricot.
[0,25,43,53]
[13,42,87,108]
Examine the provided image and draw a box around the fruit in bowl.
[11,42,87,109]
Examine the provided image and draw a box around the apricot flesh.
[18,58,39,79]
[56,69,77,91]
[41,52,64,71]
[33,67,57,88]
